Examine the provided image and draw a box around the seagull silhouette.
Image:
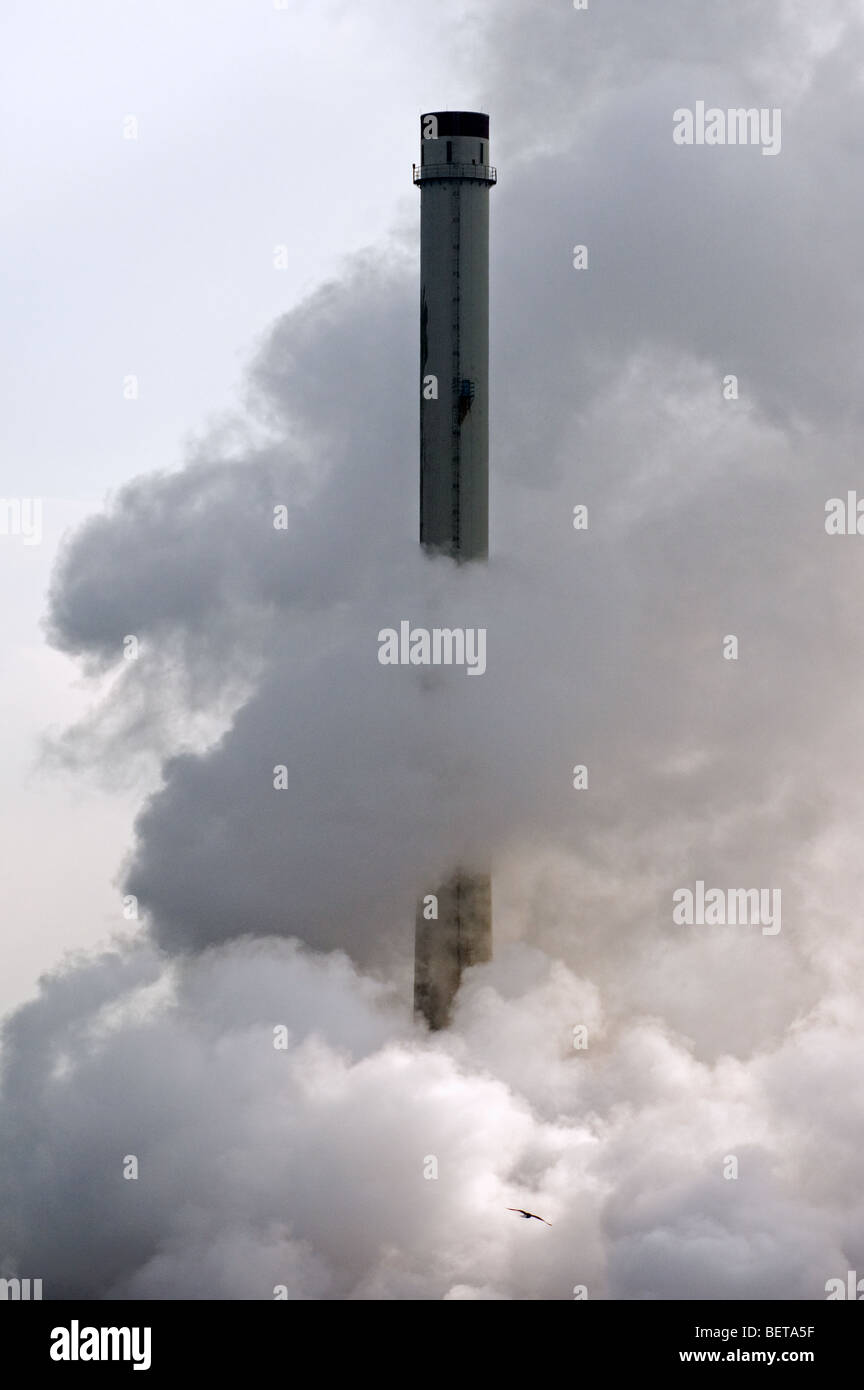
[507,1207,552,1226]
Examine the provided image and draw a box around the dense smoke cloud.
[4,0,864,1298]
[1,937,860,1298]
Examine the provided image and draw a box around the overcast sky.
[2,0,864,1300]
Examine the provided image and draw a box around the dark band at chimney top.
[421,111,489,139]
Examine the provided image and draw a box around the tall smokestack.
[412,111,496,1029]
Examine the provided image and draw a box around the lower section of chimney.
[414,871,492,1029]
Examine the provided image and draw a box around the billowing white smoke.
[4,0,864,1299]
[0,935,859,1298]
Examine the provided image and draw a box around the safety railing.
[413,163,497,185]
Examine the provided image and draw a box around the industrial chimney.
[412,111,496,1029]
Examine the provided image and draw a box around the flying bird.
[507,1207,552,1226]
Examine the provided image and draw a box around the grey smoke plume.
[4,0,864,1299]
